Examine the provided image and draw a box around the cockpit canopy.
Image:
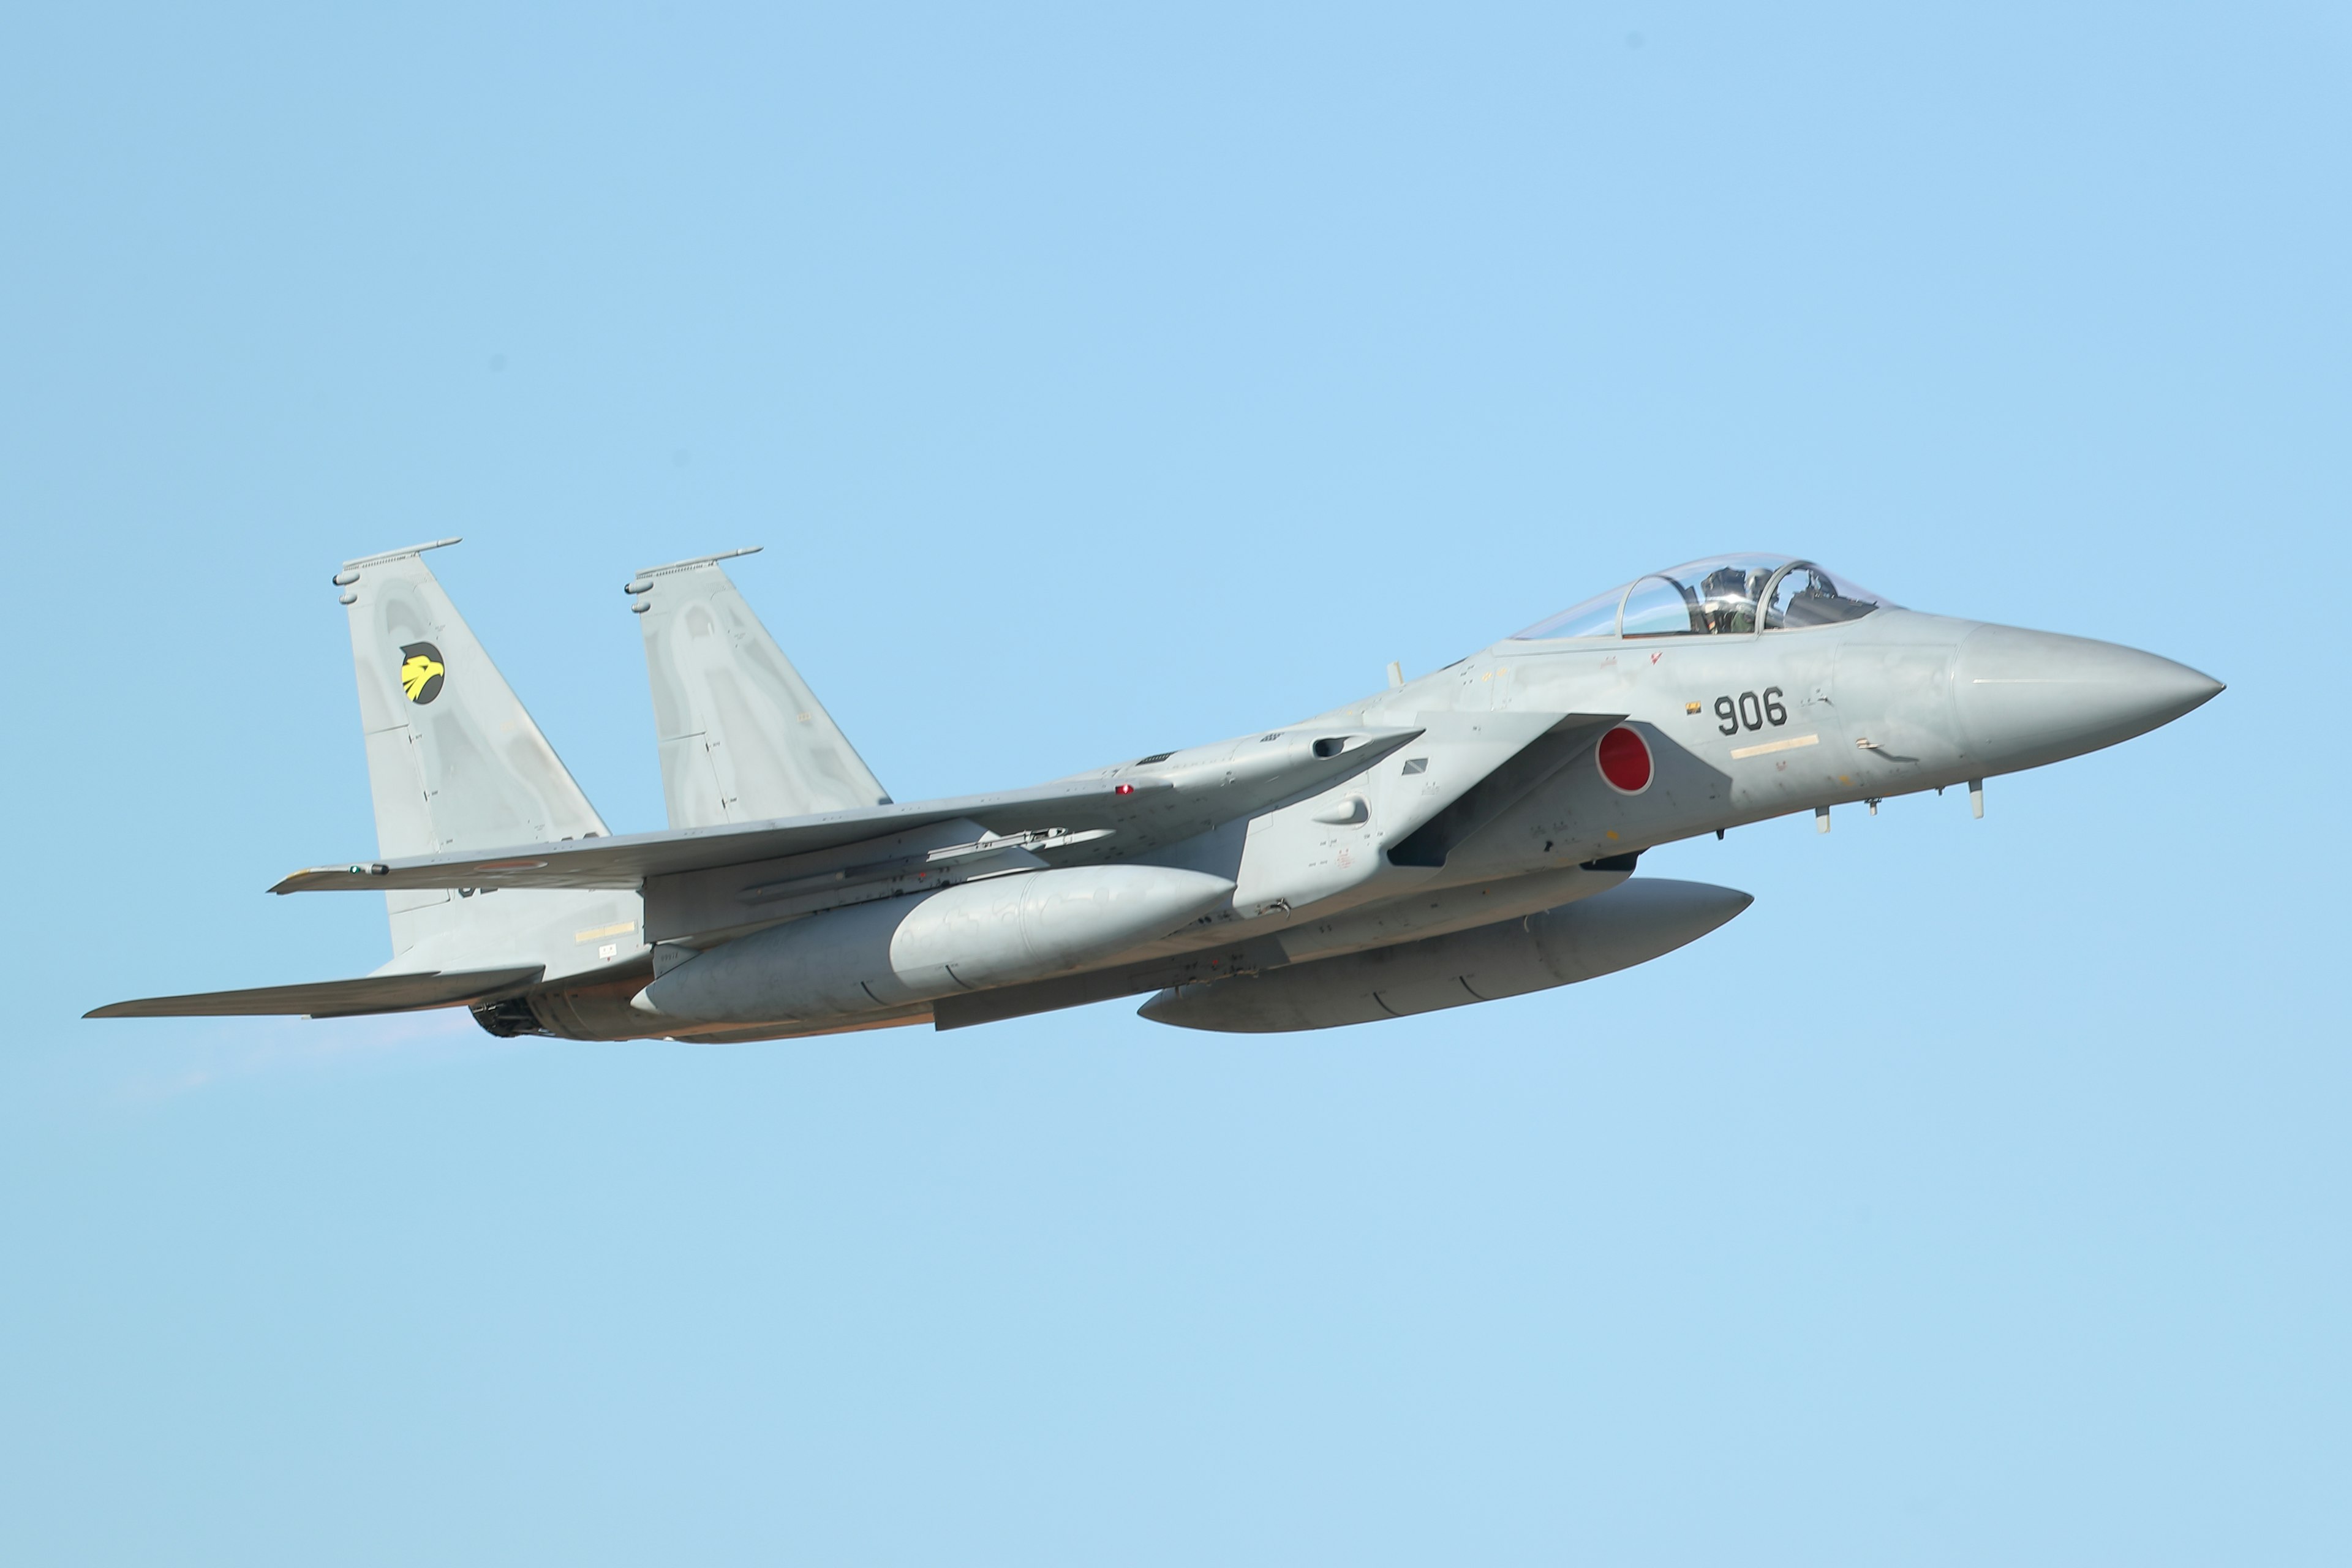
[1512,554,1892,641]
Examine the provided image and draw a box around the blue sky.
[2,4,2345,1562]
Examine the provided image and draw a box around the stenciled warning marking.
[573,919,638,944]
[1730,733,1820,760]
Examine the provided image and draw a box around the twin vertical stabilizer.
[342,539,610,857]
[335,539,875,978]
[338,540,631,973]
[626,548,889,828]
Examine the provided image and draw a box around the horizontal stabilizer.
[86,965,544,1020]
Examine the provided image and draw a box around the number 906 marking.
[1714,687,1787,735]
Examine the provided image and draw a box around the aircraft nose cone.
[1953,625,2223,769]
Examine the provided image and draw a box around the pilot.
[1698,565,1763,635]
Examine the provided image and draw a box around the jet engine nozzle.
[1952,625,2222,774]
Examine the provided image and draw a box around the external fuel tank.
[633,865,1236,1027]
[1137,877,1751,1032]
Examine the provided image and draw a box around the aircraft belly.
[658,1009,935,1044]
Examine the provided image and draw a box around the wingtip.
[270,864,380,894]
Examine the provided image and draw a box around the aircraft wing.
[271,727,1429,895]
[86,965,545,1020]
[262,712,1626,956]
[272,778,1182,893]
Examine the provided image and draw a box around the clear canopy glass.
[1763,564,1885,629]
[1513,586,1623,641]
[1512,556,1892,640]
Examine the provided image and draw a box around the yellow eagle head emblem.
[398,642,446,704]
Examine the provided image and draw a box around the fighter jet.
[91,542,2221,1038]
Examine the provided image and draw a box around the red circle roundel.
[1596,726,1653,794]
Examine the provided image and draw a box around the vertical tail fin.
[627,548,891,829]
[337,540,633,971]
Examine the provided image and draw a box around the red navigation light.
[1114,783,1136,796]
[1596,726,1653,794]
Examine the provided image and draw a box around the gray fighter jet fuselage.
[91,548,2221,1039]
